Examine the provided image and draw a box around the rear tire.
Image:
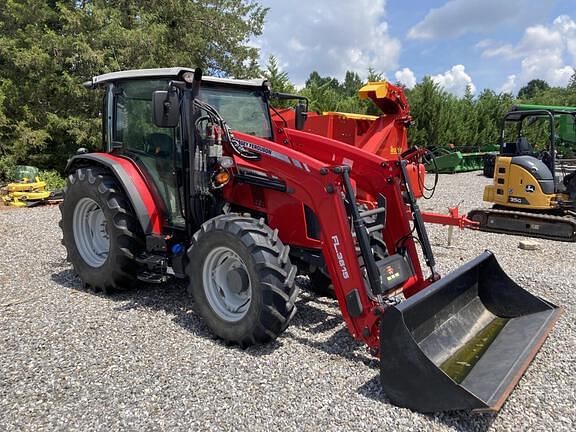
[60,167,144,292]
[186,214,298,346]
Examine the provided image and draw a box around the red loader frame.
[225,128,433,352]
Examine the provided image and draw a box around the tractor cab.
[85,68,275,230]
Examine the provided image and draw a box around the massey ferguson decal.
[331,235,350,279]
[233,138,293,164]
[230,137,261,160]
[233,138,310,170]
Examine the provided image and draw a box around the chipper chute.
[379,251,560,413]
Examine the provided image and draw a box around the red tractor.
[60,68,559,413]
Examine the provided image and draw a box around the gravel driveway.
[1,171,574,431]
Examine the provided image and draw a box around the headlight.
[219,156,235,168]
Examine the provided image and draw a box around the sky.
[253,0,576,96]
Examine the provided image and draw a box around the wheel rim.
[73,197,110,268]
[202,246,252,322]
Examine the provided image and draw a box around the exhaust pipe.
[379,251,560,412]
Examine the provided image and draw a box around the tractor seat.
[501,137,534,156]
[145,133,173,158]
[516,137,534,155]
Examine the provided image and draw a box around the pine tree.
[262,55,296,95]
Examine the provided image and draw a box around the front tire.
[60,167,144,292]
[186,214,298,346]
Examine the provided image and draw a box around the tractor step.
[135,253,169,284]
[366,223,384,234]
[468,208,576,242]
[378,251,560,412]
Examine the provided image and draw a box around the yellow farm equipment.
[1,166,62,207]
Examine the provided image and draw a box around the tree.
[299,70,371,114]
[342,71,364,97]
[569,71,576,90]
[518,79,550,100]
[406,77,448,147]
[366,67,385,83]
[0,0,267,172]
[305,71,339,90]
[262,55,295,93]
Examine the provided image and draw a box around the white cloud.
[483,22,564,60]
[555,15,576,63]
[431,65,476,96]
[499,75,517,94]
[481,44,516,59]
[255,0,401,85]
[394,68,416,89]
[475,39,493,49]
[520,53,573,86]
[408,0,554,40]
[482,15,576,91]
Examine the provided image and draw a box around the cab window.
[200,86,272,139]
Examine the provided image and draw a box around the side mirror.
[152,90,179,128]
[295,102,308,131]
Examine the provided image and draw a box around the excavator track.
[467,207,576,242]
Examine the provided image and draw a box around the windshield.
[200,86,272,139]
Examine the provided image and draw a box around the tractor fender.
[65,153,162,235]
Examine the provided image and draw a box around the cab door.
[110,79,185,228]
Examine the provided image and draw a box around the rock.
[518,240,541,251]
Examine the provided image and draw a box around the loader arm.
[279,128,429,288]
[227,131,426,350]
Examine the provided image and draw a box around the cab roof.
[84,67,266,89]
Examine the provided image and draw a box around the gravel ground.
[0,171,574,431]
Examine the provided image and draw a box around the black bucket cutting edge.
[379,251,561,413]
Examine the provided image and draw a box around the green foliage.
[298,70,372,114]
[0,0,266,172]
[263,55,296,108]
[518,79,551,100]
[568,72,576,91]
[38,169,66,190]
[0,156,16,182]
[263,55,296,95]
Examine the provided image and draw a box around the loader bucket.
[379,251,560,413]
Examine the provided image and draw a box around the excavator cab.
[494,107,576,199]
[469,106,576,241]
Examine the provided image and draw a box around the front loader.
[60,67,560,413]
